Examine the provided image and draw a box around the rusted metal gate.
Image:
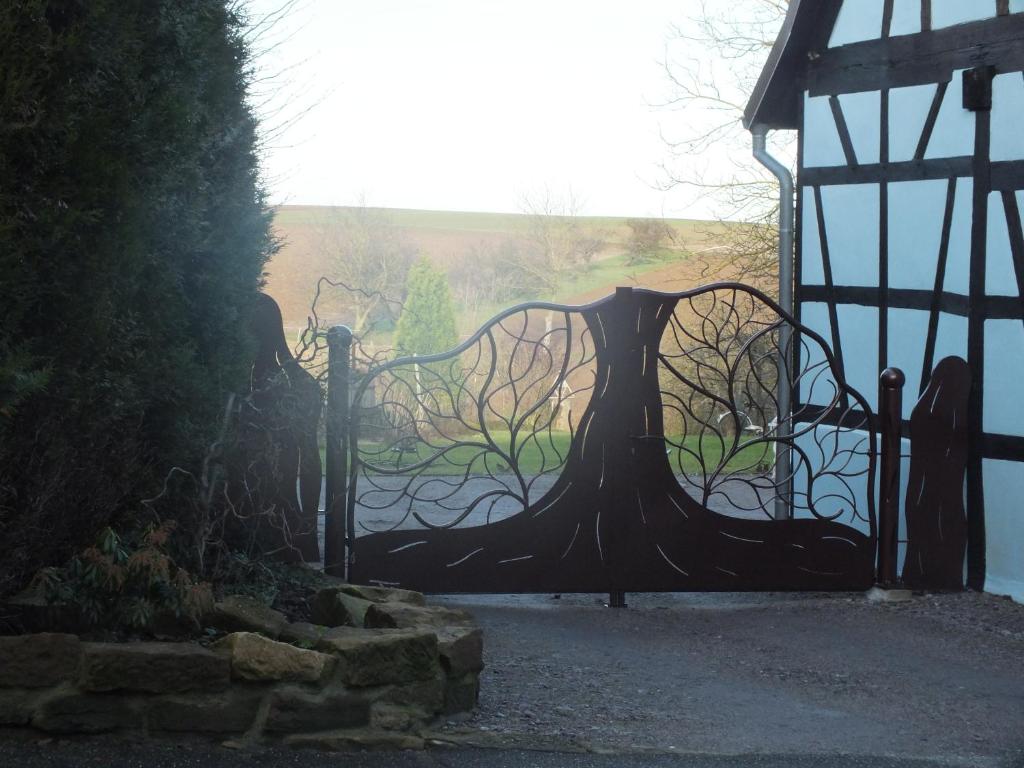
[325,284,881,595]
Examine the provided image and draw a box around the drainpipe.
[751,124,794,521]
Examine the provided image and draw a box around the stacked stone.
[0,586,483,750]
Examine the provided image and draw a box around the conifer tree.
[395,260,459,356]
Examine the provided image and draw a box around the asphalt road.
[0,739,1014,768]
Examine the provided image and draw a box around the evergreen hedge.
[0,0,273,594]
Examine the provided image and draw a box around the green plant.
[395,259,459,356]
[33,521,213,632]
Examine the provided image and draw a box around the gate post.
[324,325,353,578]
[878,367,905,588]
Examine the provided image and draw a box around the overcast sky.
[247,0,763,219]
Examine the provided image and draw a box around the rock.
[279,622,327,649]
[33,691,142,733]
[443,672,480,715]
[316,627,440,687]
[311,589,374,628]
[370,673,445,716]
[78,642,229,693]
[0,633,81,688]
[0,689,39,725]
[364,603,474,630]
[206,595,287,639]
[285,729,425,751]
[866,586,913,603]
[147,690,262,733]
[264,689,370,733]
[369,703,419,731]
[338,584,426,606]
[215,632,334,684]
[436,627,484,678]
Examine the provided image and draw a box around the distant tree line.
[0,0,272,594]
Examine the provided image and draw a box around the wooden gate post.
[324,325,353,578]
[878,367,905,588]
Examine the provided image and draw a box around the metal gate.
[330,284,879,594]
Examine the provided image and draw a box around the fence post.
[878,367,905,588]
[773,323,793,520]
[324,325,353,578]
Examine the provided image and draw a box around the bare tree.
[314,205,417,334]
[658,1,790,288]
[625,218,675,265]
[448,238,523,320]
[514,189,605,295]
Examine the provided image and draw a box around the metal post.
[878,367,905,588]
[752,125,795,521]
[324,325,353,578]
[773,328,793,520]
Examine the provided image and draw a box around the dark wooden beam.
[913,81,949,161]
[920,178,959,395]
[991,160,1024,191]
[812,185,851,412]
[806,14,1024,97]
[801,156,973,186]
[828,96,859,167]
[800,285,1024,321]
[965,107,991,591]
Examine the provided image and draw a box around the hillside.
[262,205,743,341]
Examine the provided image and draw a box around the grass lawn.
[350,429,773,477]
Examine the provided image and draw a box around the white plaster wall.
[798,302,839,409]
[943,178,974,296]
[837,304,880,411]
[984,320,1024,437]
[934,313,969,367]
[888,179,948,291]
[924,71,975,159]
[1013,0,1024,13]
[889,0,922,37]
[931,0,996,30]
[801,189,825,285]
[889,83,937,162]
[886,308,931,417]
[803,93,847,168]
[797,303,878,413]
[985,191,1023,297]
[790,425,881,533]
[982,459,1024,603]
[838,90,881,165]
[820,184,880,286]
[829,0,885,47]
[992,72,1024,163]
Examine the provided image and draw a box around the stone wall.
[0,586,482,750]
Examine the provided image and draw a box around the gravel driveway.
[431,590,1024,766]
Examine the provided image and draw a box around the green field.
[350,429,773,477]
[271,205,715,239]
[264,205,736,344]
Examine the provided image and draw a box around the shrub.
[0,1,273,594]
[34,521,214,632]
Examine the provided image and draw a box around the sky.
[246,0,766,219]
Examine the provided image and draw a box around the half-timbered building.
[746,0,1024,600]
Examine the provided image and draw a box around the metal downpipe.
[751,124,795,521]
